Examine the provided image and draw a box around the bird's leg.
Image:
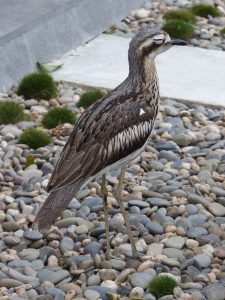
[116,167,138,257]
[101,174,110,258]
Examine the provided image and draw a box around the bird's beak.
[170,39,188,46]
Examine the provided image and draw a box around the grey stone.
[85,286,116,300]
[147,243,163,256]
[186,204,198,215]
[18,248,40,261]
[2,267,39,287]
[129,270,156,289]
[159,150,180,161]
[162,248,183,259]
[194,253,211,269]
[41,162,54,175]
[23,230,43,240]
[1,125,22,137]
[117,243,144,257]
[60,237,74,253]
[128,200,150,208]
[81,197,102,208]
[3,236,20,246]
[75,224,89,235]
[84,241,101,257]
[146,171,172,182]
[211,187,225,197]
[164,236,185,249]
[174,133,193,147]
[146,221,164,235]
[68,198,81,209]
[31,259,44,271]
[159,296,173,300]
[0,278,23,288]
[188,214,207,226]
[8,260,31,268]
[187,193,209,208]
[41,269,71,284]
[109,259,126,271]
[1,221,19,232]
[87,274,101,286]
[204,283,225,300]
[187,227,208,238]
[147,198,169,207]
[84,289,101,300]
[46,287,66,297]
[209,202,225,217]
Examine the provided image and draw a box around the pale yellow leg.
[101,174,110,257]
[116,167,138,257]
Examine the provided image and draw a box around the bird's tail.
[33,184,81,234]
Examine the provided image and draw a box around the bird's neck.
[127,54,159,94]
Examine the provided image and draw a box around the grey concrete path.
[0,0,143,91]
[52,34,225,107]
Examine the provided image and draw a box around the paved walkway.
[0,0,142,91]
[53,34,225,107]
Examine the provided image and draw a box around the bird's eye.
[153,34,165,45]
[154,39,164,45]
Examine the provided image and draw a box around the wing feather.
[47,92,158,193]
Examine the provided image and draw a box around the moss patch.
[19,128,51,149]
[0,101,25,124]
[148,275,178,299]
[42,107,77,129]
[17,72,57,100]
[163,19,194,40]
[77,90,105,109]
[190,4,220,18]
[164,9,196,24]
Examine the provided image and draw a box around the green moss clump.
[17,72,57,100]
[19,128,51,149]
[220,27,225,36]
[148,275,178,299]
[77,90,105,109]
[0,101,25,124]
[42,107,77,129]
[164,9,196,24]
[163,19,194,40]
[190,4,220,18]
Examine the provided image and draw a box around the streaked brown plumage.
[33,27,187,256]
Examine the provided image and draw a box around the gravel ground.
[1,1,225,299]
[109,0,225,51]
[0,83,225,299]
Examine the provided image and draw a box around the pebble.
[85,286,116,300]
[203,283,225,300]
[194,253,212,269]
[84,289,100,300]
[164,236,185,249]
[129,270,156,289]
[19,249,40,261]
[24,230,43,240]
[60,237,74,253]
[208,202,225,216]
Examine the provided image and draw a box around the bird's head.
[129,27,187,62]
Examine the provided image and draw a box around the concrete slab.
[0,0,144,91]
[52,34,225,107]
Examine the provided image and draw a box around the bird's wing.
[47,93,158,193]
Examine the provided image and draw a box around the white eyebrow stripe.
[140,108,145,116]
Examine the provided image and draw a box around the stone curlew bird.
[33,27,187,257]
